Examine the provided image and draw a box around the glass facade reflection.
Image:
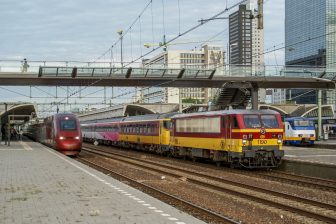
[285,0,336,105]
[285,0,326,66]
[326,0,336,70]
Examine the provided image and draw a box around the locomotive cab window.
[243,115,261,128]
[163,121,172,129]
[261,115,279,128]
[60,120,76,130]
[294,120,314,127]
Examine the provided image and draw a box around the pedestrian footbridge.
[0,61,335,89]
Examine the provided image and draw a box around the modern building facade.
[229,0,266,102]
[138,45,225,104]
[285,0,336,105]
[229,4,253,65]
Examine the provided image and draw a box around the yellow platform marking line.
[20,141,33,150]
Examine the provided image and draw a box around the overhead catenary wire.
[93,0,154,62]
[44,1,247,114]
[0,87,31,98]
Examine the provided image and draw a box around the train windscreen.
[243,115,261,128]
[244,114,279,128]
[293,120,314,127]
[261,115,279,128]
[60,120,77,130]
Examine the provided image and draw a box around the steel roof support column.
[317,89,322,140]
[251,86,259,110]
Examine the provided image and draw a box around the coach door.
[223,115,231,151]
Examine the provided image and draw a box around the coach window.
[186,119,192,132]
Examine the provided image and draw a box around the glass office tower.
[285,0,336,105]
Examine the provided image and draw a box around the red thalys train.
[24,113,82,156]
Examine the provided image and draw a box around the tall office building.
[285,0,336,105]
[229,0,266,102]
[138,45,225,104]
[229,4,252,65]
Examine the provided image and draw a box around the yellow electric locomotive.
[170,110,284,168]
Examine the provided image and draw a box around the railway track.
[81,146,336,224]
[76,156,239,224]
[256,170,336,192]
[83,143,335,192]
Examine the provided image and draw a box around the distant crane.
[257,0,263,29]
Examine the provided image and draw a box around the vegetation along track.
[76,156,239,224]
[81,145,336,224]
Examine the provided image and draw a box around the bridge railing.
[0,60,334,80]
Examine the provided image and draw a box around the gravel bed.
[79,151,325,224]
[85,144,336,206]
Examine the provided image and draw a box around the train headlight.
[242,139,247,145]
[277,135,282,140]
[277,139,282,144]
[75,136,80,140]
[59,136,65,140]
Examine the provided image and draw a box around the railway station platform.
[313,139,336,150]
[284,146,336,166]
[282,146,336,180]
[0,140,205,224]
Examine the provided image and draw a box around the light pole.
[117,29,123,68]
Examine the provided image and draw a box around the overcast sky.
[0,0,285,114]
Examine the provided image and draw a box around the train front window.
[261,115,279,128]
[243,115,261,128]
[60,120,76,130]
[163,121,172,129]
[294,120,313,127]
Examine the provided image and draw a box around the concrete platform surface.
[0,140,205,224]
[284,146,336,166]
[313,139,336,149]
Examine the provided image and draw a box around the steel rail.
[82,146,336,223]
[77,156,239,224]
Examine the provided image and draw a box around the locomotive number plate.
[258,140,267,144]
